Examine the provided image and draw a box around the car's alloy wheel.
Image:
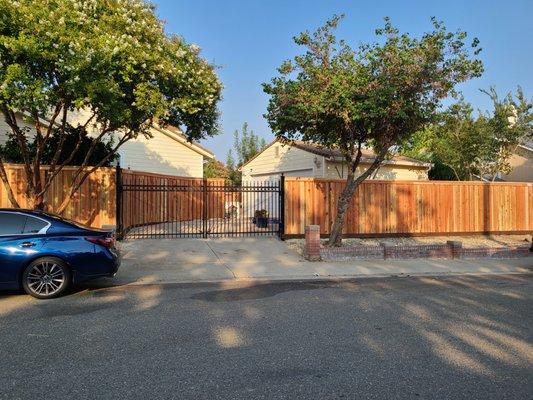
[22,258,71,299]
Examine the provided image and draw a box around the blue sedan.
[0,209,120,299]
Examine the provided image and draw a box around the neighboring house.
[117,124,214,177]
[240,139,431,182]
[0,112,214,178]
[500,141,533,182]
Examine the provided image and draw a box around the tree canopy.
[263,15,483,245]
[398,126,459,180]
[203,158,229,179]
[401,88,532,180]
[0,126,118,166]
[226,122,266,185]
[0,0,222,211]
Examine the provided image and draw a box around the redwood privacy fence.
[0,164,243,235]
[0,163,116,227]
[283,177,533,237]
[1,164,532,238]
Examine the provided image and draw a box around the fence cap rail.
[2,163,116,172]
[284,177,532,186]
[121,168,226,182]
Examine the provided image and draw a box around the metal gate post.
[202,178,208,238]
[115,163,124,240]
[279,174,285,240]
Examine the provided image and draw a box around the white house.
[0,112,214,178]
[238,139,431,222]
[500,141,533,182]
[116,124,214,177]
[240,139,432,182]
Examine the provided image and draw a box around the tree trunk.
[28,193,45,211]
[327,148,389,247]
[54,133,130,215]
[29,164,45,210]
[328,173,357,246]
[0,159,20,208]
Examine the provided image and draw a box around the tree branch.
[48,104,70,173]
[352,145,389,185]
[43,103,63,143]
[55,132,131,214]
[82,110,98,130]
[1,107,35,196]
[41,118,113,198]
[31,110,45,204]
[38,128,85,199]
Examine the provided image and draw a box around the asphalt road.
[1,274,532,400]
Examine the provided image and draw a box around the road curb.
[88,269,533,292]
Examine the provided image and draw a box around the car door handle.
[20,242,36,248]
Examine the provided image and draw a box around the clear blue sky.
[154,0,533,161]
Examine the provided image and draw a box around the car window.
[0,213,26,235]
[39,212,88,229]
[23,216,49,234]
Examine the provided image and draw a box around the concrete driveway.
[112,238,533,286]
[116,237,310,284]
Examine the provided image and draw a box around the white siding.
[501,146,533,182]
[0,118,9,145]
[242,142,429,181]
[119,131,204,177]
[242,142,320,181]
[241,143,319,219]
[69,109,206,177]
[0,114,34,145]
[325,160,429,180]
[1,111,207,178]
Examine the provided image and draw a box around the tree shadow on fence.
[1,164,116,228]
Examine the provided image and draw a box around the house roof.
[290,141,429,166]
[240,138,431,170]
[10,110,215,160]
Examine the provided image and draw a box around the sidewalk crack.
[204,240,236,279]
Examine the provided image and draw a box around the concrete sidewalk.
[109,238,533,286]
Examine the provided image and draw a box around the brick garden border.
[304,225,533,262]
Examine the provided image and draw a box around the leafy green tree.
[400,124,467,180]
[0,126,118,166]
[231,122,267,167]
[226,122,266,185]
[263,15,483,245]
[0,0,221,212]
[398,126,454,180]
[473,88,532,180]
[225,149,241,186]
[203,159,229,179]
[402,88,532,180]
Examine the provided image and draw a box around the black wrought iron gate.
[116,168,284,240]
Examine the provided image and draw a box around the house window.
[274,146,280,158]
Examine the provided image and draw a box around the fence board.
[0,164,239,230]
[284,178,533,236]
[0,163,116,227]
[3,165,531,236]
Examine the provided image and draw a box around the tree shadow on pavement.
[190,280,332,302]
